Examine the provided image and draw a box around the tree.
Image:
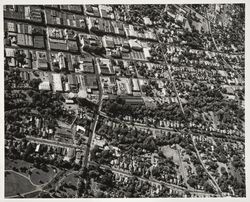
[220,166,228,176]
[95,191,104,198]
[125,191,133,197]
[76,178,85,197]
[79,167,88,178]
[187,176,198,188]
[89,170,100,179]
[232,155,244,168]
[29,78,42,89]
[204,181,216,194]
[152,166,161,178]
[143,136,157,152]
[91,145,100,161]
[158,150,165,158]
[100,172,114,189]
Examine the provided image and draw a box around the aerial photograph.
[4,4,245,198]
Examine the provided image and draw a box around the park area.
[30,166,57,185]
[5,159,33,177]
[5,157,59,197]
[5,171,36,197]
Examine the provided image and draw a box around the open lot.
[161,145,180,164]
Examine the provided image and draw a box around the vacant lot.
[5,171,36,197]
[161,145,180,164]
[30,167,56,185]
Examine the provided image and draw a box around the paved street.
[26,136,85,151]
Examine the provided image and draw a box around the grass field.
[5,171,36,197]
[30,167,56,185]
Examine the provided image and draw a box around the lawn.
[5,171,36,197]
[30,166,56,185]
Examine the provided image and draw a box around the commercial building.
[116,78,132,95]
[52,73,63,92]
[35,51,48,70]
[84,5,100,17]
[102,36,115,49]
[132,78,140,92]
[45,9,87,30]
[63,148,75,162]
[83,74,98,90]
[79,33,103,52]
[129,39,143,51]
[111,21,126,36]
[99,5,115,19]
[39,81,51,91]
[60,5,83,13]
[87,17,114,34]
[97,58,115,75]
[101,76,116,95]
[67,74,78,92]
[120,95,144,106]
[4,5,43,23]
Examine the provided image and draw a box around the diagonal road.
[155,7,223,196]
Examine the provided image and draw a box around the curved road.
[5,166,59,198]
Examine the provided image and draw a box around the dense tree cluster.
[95,123,155,154]
[102,96,186,123]
[127,5,165,25]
